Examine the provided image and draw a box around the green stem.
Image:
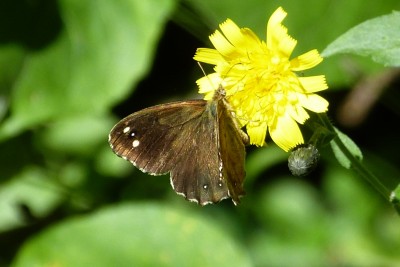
[318,113,390,200]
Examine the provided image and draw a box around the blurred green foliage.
[0,0,399,266]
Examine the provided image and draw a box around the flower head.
[194,7,329,151]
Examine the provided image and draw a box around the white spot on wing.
[188,198,199,204]
[199,200,213,206]
[132,139,140,147]
[170,177,175,190]
[169,175,230,206]
[123,126,130,134]
[218,152,223,179]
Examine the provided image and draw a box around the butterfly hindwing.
[168,103,231,205]
[217,97,247,204]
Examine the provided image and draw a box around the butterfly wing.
[109,100,231,205]
[109,101,205,174]
[216,98,247,205]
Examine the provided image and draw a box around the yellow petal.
[193,48,225,65]
[298,76,328,93]
[241,28,263,50]
[219,19,245,48]
[278,34,297,58]
[270,114,304,151]
[267,7,288,50]
[246,122,267,146]
[209,29,237,58]
[267,7,287,40]
[290,49,323,71]
[298,94,329,113]
[196,74,223,100]
[287,104,310,124]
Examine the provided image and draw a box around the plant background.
[0,0,399,266]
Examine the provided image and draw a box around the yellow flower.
[194,7,329,151]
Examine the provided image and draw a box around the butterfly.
[108,86,248,205]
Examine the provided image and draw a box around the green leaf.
[330,127,363,169]
[322,11,400,67]
[12,203,252,267]
[0,0,176,140]
[0,166,64,232]
[37,114,114,156]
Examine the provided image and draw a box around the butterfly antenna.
[197,62,207,77]
[197,62,219,91]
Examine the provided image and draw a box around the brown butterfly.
[108,86,248,205]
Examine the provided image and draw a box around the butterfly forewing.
[109,101,205,175]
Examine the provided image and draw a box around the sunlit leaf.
[0,166,64,232]
[0,0,176,140]
[330,127,363,169]
[322,11,400,67]
[13,203,252,267]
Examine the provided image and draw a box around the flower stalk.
[318,113,391,200]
